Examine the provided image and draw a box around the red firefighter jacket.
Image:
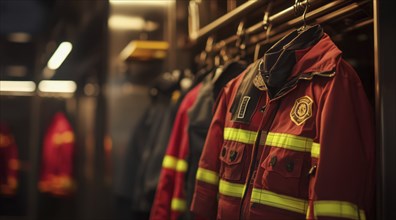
[0,124,19,196]
[38,112,75,196]
[191,26,375,220]
[150,84,201,220]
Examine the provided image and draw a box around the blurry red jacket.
[150,84,201,220]
[38,112,75,196]
[0,124,19,196]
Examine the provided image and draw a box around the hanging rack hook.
[255,2,273,61]
[198,35,214,67]
[236,21,246,48]
[262,1,273,31]
[294,0,310,30]
[205,36,215,53]
[236,20,247,58]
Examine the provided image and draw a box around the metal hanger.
[235,21,247,60]
[254,1,273,61]
[294,0,310,32]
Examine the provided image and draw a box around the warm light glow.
[7,32,32,43]
[47,42,73,70]
[120,40,169,61]
[0,81,36,92]
[108,15,158,31]
[109,0,172,6]
[38,80,77,93]
[5,65,27,77]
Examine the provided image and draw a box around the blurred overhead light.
[108,15,158,31]
[7,32,32,43]
[38,80,77,93]
[0,81,36,93]
[108,16,144,30]
[47,42,72,70]
[109,0,172,6]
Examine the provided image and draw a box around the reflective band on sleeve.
[251,188,308,214]
[218,179,246,198]
[265,132,320,158]
[306,204,311,219]
[162,155,188,172]
[162,155,177,169]
[313,201,366,220]
[176,159,188,172]
[196,168,219,185]
[171,198,187,212]
[223,127,257,144]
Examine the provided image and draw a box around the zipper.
[238,98,281,220]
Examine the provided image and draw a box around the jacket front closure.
[239,94,282,220]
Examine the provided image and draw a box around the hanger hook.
[262,2,273,31]
[302,0,309,29]
[294,0,310,29]
[205,36,214,53]
[254,2,273,61]
[236,21,247,54]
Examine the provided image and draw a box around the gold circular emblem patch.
[290,96,313,126]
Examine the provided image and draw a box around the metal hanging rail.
[210,0,371,52]
[248,0,371,47]
[189,0,267,41]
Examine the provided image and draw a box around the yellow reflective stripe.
[176,160,188,172]
[266,132,320,158]
[311,143,320,158]
[314,201,366,220]
[162,155,177,169]
[223,128,321,157]
[171,198,187,212]
[359,209,366,220]
[251,188,308,214]
[162,155,188,172]
[306,205,311,219]
[218,179,246,198]
[223,127,257,144]
[196,168,219,185]
[266,132,313,152]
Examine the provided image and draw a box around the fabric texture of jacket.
[191,25,375,220]
[150,84,202,220]
[38,112,75,196]
[0,123,19,196]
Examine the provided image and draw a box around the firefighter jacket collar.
[261,24,324,90]
[255,27,342,95]
[232,29,342,124]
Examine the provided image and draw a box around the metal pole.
[190,0,267,41]
[373,0,396,219]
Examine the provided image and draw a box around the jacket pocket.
[261,147,308,197]
[219,142,245,181]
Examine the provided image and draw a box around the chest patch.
[237,96,251,119]
[290,96,313,126]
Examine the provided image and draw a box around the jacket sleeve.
[150,85,201,220]
[190,88,228,219]
[307,60,375,220]
[150,104,188,220]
